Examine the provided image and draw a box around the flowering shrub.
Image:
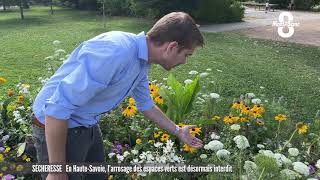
[0,41,319,179]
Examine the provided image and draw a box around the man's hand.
[46,173,68,180]
[177,125,203,149]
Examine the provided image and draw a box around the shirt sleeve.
[131,71,155,112]
[44,41,124,120]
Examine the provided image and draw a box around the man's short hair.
[147,12,204,50]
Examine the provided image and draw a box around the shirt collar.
[136,31,148,62]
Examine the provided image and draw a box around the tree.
[19,0,24,19]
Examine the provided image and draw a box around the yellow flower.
[231,116,240,123]
[223,116,234,124]
[108,175,113,180]
[136,138,142,145]
[26,158,31,162]
[7,89,14,97]
[275,114,287,123]
[129,97,135,106]
[0,154,4,162]
[212,115,221,121]
[241,106,251,115]
[154,96,164,105]
[0,77,7,84]
[154,131,163,138]
[22,154,28,161]
[4,147,11,153]
[178,123,186,128]
[1,166,7,171]
[17,95,24,104]
[7,104,16,112]
[21,84,30,89]
[16,164,24,171]
[148,140,155,144]
[189,127,201,136]
[0,173,3,177]
[183,144,196,153]
[240,117,249,123]
[252,105,265,114]
[232,101,244,110]
[122,105,137,117]
[149,83,159,98]
[160,133,170,142]
[296,122,308,134]
[256,119,265,126]
[249,109,262,118]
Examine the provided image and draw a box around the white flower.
[245,93,255,99]
[316,159,320,169]
[216,69,223,72]
[123,151,130,158]
[200,154,207,159]
[209,93,220,99]
[210,132,220,140]
[154,142,163,148]
[131,158,139,163]
[108,153,115,158]
[200,72,209,78]
[204,140,224,151]
[55,49,66,55]
[116,154,124,162]
[163,78,168,81]
[216,149,230,159]
[189,70,198,75]
[260,86,265,89]
[292,162,309,176]
[53,40,61,45]
[280,169,301,179]
[243,161,257,178]
[202,94,209,99]
[251,98,261,104]
[288,148,299,157]
[184,79,193,85]
[230,124,241,131]
[233,135,250,149]
[206,68,212,71]
[131,150,138,155]
[274,153,292,167]
[257,144,265,149]
[259,150,274,158]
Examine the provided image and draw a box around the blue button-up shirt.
[33,31,155,128]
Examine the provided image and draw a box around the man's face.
[160,42,195,71]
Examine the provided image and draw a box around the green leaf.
[16,142,26,157]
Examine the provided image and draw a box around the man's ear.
[167,41,179,51]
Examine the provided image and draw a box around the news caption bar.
[0,163,233,174]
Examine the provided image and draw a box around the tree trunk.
[103,2,106,29]
[20,0,24,20]
[50,0,53,15]
[3,1,6,11]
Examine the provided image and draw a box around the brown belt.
[32,116,45,129]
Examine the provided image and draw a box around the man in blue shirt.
[32,11,204,180]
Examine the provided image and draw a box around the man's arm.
[45,116,69,180]
[142,106,203,149]
[45,115,68,164]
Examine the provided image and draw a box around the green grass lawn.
[1,6,319,122]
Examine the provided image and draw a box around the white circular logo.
[272,12,300,38]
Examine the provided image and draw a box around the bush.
[295,0,317,10]
[102,0,131,16]
[193,0,245,23]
